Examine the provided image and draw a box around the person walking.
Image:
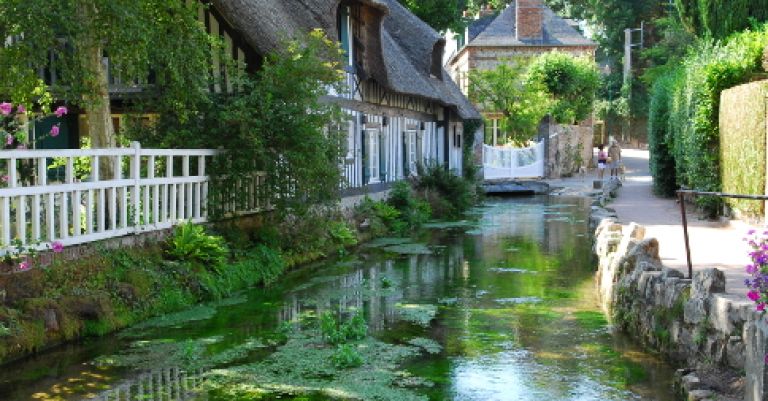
[596,144,607,180]
[608,138,622,180]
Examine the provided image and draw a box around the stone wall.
[593,217,768,401]
[546,123,593,179]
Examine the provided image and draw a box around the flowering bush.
[745,230,768,311]
[0,101,69,271]
[0,102,68,150]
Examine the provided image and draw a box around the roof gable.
[468,1,595,47]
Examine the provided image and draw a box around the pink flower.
[0,102,12,116]
[5,135,13,146]
[748,290,761,302]
[16,105,25,114]
[18,261,29,270]
[50,125,60,137]
[749,229,757,235]
[54,106,68,118]
[51,241,64,253]
[758,303,766,312]
[0,176,8,183]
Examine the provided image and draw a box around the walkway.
[550,148,754,295]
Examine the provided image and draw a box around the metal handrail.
[676,189,768,278]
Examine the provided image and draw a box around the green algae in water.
[395,304,438,327]
[121,305,216,336]
[95,336,268,371]
[203,331,429,401]
[573,311,609,331]
[381,243,432,255]
[363,237,414,248]
[421,220,476,229]
[407,338,442,355]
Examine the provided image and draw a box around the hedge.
[647,24,768,216]
[719,81,768,219]
[647,72,678,197]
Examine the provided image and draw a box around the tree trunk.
[80,2,116,179]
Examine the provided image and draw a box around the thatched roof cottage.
[211,0,480,188]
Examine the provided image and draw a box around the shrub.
[166,222,229,271]
[415,164,477,218]
[387,181,431,231]
[651,24,768,216]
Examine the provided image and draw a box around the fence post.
[131,141,141,229]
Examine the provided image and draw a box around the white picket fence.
[482,142,545,180]
[0,142,266,254]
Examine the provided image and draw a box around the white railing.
[0,142,265,254]
[483,142,545,180]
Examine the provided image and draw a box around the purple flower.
[5,135,13,146]
[0,176,8,183]
[749,229,757,235]
[50,125,60,137]
[748,265,757,274]
[748,290,761,302]
[16,105,25,114]
[0,102,12,116]
[758,303,766,312]
[54,106,68,118]
[51,241,64,253]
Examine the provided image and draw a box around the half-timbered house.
[213,0,481,189]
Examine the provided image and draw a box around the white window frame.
[366,129,380,184]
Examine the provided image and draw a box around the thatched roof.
[467,1,596,47]
[213,0,480,120]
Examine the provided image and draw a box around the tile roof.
[467,1,596,47]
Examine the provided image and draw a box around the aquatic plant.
[331,344,364,369]
[319,312,367,345]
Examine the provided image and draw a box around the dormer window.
[337,5,353,67]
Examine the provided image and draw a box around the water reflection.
[0,196,677,401]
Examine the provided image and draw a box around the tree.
[527,52,599,124]
[468,62,550,145]
[0,0,211,157]
[397,0,466,32]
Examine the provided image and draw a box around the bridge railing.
[482,142,545,180]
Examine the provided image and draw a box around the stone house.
[445,0,596,146]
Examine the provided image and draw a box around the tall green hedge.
[647,73,678,197]
[647,24,768,216]
[719,81,768,219]
[675,0,768,39]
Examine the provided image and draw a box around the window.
[366,129,379,183]
[337,6,353,67]
[405,131,418,176]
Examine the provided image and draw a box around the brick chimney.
[516,0,544,41]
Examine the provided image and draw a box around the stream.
[0,196,678,401]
